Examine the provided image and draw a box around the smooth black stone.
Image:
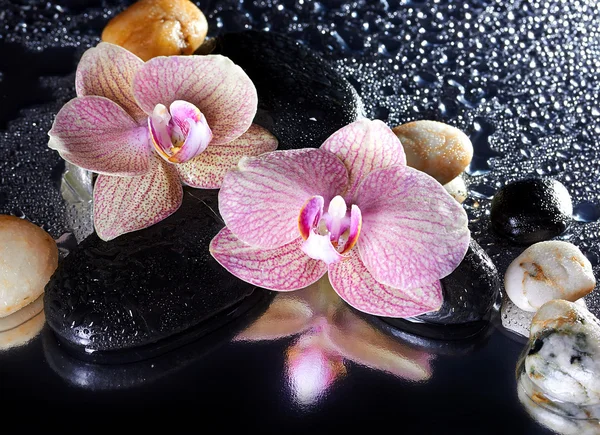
[490,178,573,244]
[200,30,363,149]
[42,289,271,388]
[44,189,263,360]
[378,239,502,340]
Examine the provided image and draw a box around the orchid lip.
[299,195,362,264]
[149,100,213,164]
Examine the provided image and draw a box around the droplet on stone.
[44,189,268,362]
[443,175,468,203]
[505,241,596,312]
[519,300,600,411]
[102,0,208,61]
[0,216,58,318]
[199,31,363,150]
[392,120,473,185]
[490,178,573,245]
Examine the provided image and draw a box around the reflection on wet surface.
[236,278,435,405]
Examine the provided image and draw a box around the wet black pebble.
[44,188,264,362]
[490,178,573,244]
[380,239,501,340]
[200,30,363,149]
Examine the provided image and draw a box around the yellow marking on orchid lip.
[340,217,361,255]
[150,134,172,160]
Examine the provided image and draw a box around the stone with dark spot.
[490,178,573,244]
[380,239,501,339]
[44,188,265,362]
[198,30,363,150]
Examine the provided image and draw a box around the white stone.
[504,241,596,312]
[392,120,473,185]
[0,216,58,317]
[443,176,468,203]
[525,300,600,406]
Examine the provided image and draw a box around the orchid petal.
[48,96,151,176]
[210,228,328,291]
[320,119,406,199]
[301,231,343,265]
[175,124,278,189]
[298,196,324,240]
[93,155,183,241]
[328,250,443,317]
[75,42,146,124]
[133,55,257,144]
[219,148,348,249]
[356,165,470,290]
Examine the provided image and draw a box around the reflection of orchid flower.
[211,119,470,317]
[236,278,434,405]
[48,42,277,240]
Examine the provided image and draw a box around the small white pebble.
[505,241,596,312]
[0,215,58,317]
[392,120,473,185]
[443,175,468,203]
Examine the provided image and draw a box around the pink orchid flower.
[48,42,277,241]
[210,118,470,318]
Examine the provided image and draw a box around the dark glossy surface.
[490,178,573,245]
[2,0,600,432]
[45,189,258,358]
[204,31,363,150]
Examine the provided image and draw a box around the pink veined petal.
[355,165,470,290]
[340,204,362,255]
[298,196,324,240]
[133,55,257,145]
[328,249,443,317]
[48,96,151,176]
[301,231,343,265]
[219,148,349,249]
[320,118,407,200]
[75,42,146,124]
[93,155,183,241]
[175,124,278,189]
[209,227,328,291]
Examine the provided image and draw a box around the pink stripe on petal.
[133,55,257,145]
[48,96,151,176]
[210,228,328,291]
[75,42,146,124]
[328,250,443,318]
[298,196,324,240]
[356,165,470,290]
[175,124,278,189]
[219,148,348,249]
[320,119,407,200]
[93,155,183,241]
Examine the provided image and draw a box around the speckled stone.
[393,120,473,185]
[490,178,573,244]
[200,30,363,150]
[44,189,263,360]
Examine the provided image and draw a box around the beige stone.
[443,175,468,203]
[393,120,473,185]
[102,0,208,61]
[0,216,58,318]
